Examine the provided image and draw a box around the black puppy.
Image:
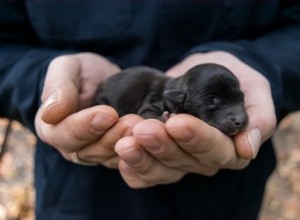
[95,63,248,136]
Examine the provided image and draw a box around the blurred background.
[0,112,300,220]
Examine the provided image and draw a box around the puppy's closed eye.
[210,96,222,105]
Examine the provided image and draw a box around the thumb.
[234,126,262,160]
[228,57,277,160]
[234,87,277,160]
[40,55,81,124]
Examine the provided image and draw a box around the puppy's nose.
[228,113,248,129]
[233,118,242,127]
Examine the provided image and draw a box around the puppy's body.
[96,67,168,117]
[96,64,248,136]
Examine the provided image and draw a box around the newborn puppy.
[95,64,248,136]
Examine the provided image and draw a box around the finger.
[77,114,143,168]
[118,161,153,188]
[132,119,209,173]
[35,105,118,152]
[72,52,121,110]
[166,114,249,170]
[234,74,276,159]
[41,55,81,124]
[115,136,185,188]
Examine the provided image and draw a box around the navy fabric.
[0,1,300,219]
[34,139,276,220]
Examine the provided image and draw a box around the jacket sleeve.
[0,45,70,132]
[0,2,70,132]
[185,1,300,119]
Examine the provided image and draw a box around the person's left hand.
[114,51,277,188]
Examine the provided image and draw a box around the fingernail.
[168,126,193,143]
[43,91,59,109]
[247,128,261,159]
[134,133,160,152]
[91,112,117,131]
[165,118,193,142]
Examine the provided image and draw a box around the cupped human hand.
[115,116,249,188]
[34,52,139,168]
[114,51,277,188]
[167,51,277,159]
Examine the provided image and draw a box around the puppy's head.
[163,63,248,136]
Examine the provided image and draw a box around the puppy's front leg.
[137,102,165,121]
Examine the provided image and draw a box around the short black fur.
[95,63,248,136]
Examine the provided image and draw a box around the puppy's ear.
[163,89,187,111]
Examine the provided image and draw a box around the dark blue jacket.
[1,1,300,220]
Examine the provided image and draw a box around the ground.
[259,112,300,220]
[0,112,300,220]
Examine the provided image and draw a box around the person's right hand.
[114,51,277,188]
[35,52,142,168]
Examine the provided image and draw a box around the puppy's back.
[96,66,168,116]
